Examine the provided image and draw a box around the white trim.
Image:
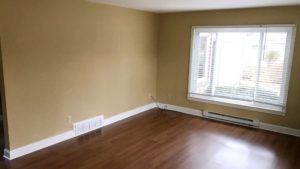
[191,24,296,31]
[3,149,10,160]
[3,103,156,160]
[103,103,156,126]
[157,102,300,137]
[3,131,75,160]
[188,94,284,115]
[188,27,198,95]
[157,103,202,117]
[260,123,300,137]
[282,25,297,109]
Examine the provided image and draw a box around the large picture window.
[188,25,296,114]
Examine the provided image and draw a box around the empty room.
[1,0,300,169]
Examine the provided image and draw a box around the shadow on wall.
[0,38,9,154]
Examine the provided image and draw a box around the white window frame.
[188,24,297,115]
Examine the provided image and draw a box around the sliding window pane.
[255,32,288,105]
[195,33,216,95]
[213,32,261,101]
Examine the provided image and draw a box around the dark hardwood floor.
[0,109,300,169]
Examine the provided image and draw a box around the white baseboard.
[103,103,156,127]
[157,103,202,117]
[3,131,75,160]
[3,103,156,160]
[158,102,300,137]
[260,123,300,137]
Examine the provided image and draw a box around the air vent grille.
[73,115,104,136]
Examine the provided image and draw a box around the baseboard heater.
[202,111,260,128]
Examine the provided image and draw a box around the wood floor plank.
[0,109,300,169]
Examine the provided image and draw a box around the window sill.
[187,94,285,116]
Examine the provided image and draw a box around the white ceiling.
[87,0,300,13]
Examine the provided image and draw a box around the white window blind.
[188,25,296,114]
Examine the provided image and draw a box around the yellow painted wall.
[157,6,300,129]
[1,0,158,149]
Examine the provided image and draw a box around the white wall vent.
[73,115,104,136]
[203,111,260,128]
